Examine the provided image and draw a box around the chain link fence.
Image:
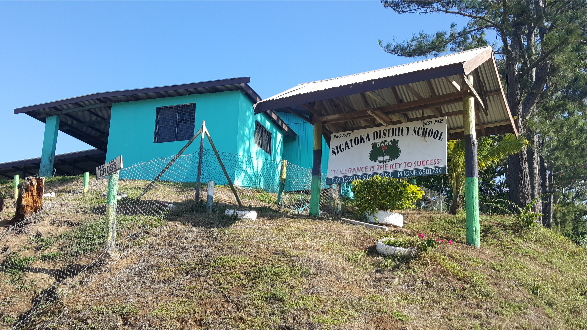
[0,148,349,329]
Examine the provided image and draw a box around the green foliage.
[351,176,424,218]
[447,134,527,213]
[516,202,543,229]
[392,310,410,322]
[379,0,587,215]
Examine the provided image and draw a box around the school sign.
[326,118,447,184]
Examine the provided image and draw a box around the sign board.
[96,155,123,180]
[326,118,447,185]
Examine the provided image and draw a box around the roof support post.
[464,74,480,248]
[310,122,322,216]
[39,115,60,177]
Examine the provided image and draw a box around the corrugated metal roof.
[261,47,491,104]
[256,46,516,141]
[0,149,105,179]
[14,78,295,151]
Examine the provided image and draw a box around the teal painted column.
[13,174,19,200]
[39,115,60,177]
[83,172,89,193]
[464,74,480,247]
[310,122,322,216]
[105,172,119,253]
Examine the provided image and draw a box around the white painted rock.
[367,210,403,227]
[43,192,55,198]
[225,209,257,220]
[376,239,417,256]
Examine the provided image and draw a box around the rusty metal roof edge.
[489,55,518,137]
[14,77,252,114]
[0,149,105,170]
[254,63,465,114]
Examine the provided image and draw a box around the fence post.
[105,171,119,255]
[83,172,89,193]
[13,174,19,200]
[276,160,287,205]
[195,121,206,202]
[207,181,215,214]
[330,184,341,218]
[464,73,480,248]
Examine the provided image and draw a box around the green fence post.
[464,73,480,247]
[83,172,89,194]
[105,171,119,254]
[13,174,19,200]
[276,160,287,205]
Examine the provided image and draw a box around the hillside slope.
[1,177,586,329]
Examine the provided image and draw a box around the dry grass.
[0,176,586,329]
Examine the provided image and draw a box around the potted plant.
[351,176,424,227]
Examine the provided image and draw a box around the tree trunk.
[449,191,460,215]
[540,156,553,228]
[528,134,543,223]
[14,177,44,223]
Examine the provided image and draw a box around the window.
[254,121,272,155]
[154,103,196,143]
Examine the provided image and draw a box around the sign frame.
[326,118,447,185]
[96,155,123,180]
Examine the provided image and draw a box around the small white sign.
[326,118,447,184]
[96,155,123,180]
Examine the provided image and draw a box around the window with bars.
[254,121,272,155]
[154,103,196,143]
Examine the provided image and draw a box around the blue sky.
[0,1,468,164]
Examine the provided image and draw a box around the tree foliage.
[379,0,587,228]
[447,134,527,214]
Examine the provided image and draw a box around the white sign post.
[326,118,447,184]
[96,155,123,256]
[96,155,123,180]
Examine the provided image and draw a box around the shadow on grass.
[10,259,105,329]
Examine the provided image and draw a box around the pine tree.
[380,0,587,221]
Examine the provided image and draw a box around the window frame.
[153,103,196,143]
[254,121,272,155]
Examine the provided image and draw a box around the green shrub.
[351,176,424,219]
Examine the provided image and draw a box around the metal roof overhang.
[0,149,106,180]
[14,78,296,152]
[254,47,517,144]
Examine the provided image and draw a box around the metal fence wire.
[0,149,343,329]
[0,147,447,329]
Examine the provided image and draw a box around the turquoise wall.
[107,91,242,167]
[235,93,283,191]
[278,112,329,173]
[107,91,284,190]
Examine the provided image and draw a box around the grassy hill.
[1,177,587,329]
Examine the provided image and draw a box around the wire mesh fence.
[0,148,347,329]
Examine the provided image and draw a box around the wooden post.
[195,121,206,202]
[14,177,44,222]
[464,74,480,247]
[310,122,322,216]
[206,180,215,214]
[276,160,287,205]
[13,174,19,200]
[106,171,119,253]
[204,130,243,208]
[83,172,89,193]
